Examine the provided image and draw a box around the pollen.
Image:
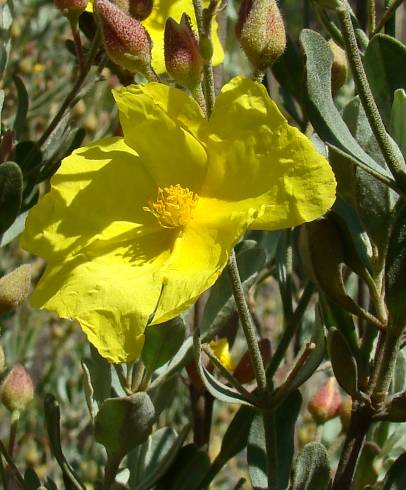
[143,184,199,228]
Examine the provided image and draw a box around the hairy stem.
[227,250,267,394]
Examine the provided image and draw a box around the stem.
[272,342,316,405]
[371,329,401,409]
[69,17,86,75]
[131,361,145,392]
[337,5,406,191]
[37,26,101,148]
[227,250,267,394]
[103,453,121,490]
[367,0,376,34]
[266,283,314,379]
[373,0,403,35]
[0,440,27,490]
[191,84,207,116]
[263,412,277,490]
[8,412,19,457]
[252,68,265,83]
[192,0,216,115]
[0,454,8,490]
[332,408,371,490]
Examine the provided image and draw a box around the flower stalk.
[227,250,268,395]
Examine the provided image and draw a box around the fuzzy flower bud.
[54,0,88,16]
[164,14,203,90]
[95,0,154,77]
[1,364,34,413]
[129,0,153,21]
[236,0,286,71]
[308,378,341,424]
[328,40,348,95]
[0,265,31,315]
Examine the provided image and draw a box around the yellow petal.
[202,76,337,230]
[113,83,208,191]
[210,338,236,371]
[21,137,179,362]
[30,246,166,363]
[21,137,162,260]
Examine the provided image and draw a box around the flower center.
[143,184,199,228]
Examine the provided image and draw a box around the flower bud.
[236,0,286,71]
[1,363,34,413]
[129,0,153,21]
[308,377,341,424]
[94,0,153,77]
[328,40,347,96]
[54,0,88,16]
[164,14,203,90]
[0,265,31,315]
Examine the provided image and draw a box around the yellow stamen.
[143,184,199,228]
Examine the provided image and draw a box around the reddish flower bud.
[94,0,154,77]
[129,0,153,21]
[1,364,34,413]
[164,14,202,90]
[328,40,348,96]
[236,0,286,71]
[308,377,341,424]
[54,0,88,15]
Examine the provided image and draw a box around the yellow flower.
[21,76,336,363]
[86,0,224,74]
[209,338,236,372]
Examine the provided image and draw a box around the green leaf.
[246,392,302,490]
[0,210,27,246]
[300,29,391,181]
[156,444,211,490]
[201,406,255,487]
[24,468,42,489]
[391,89,406,160]
[248,415,268,490]
[81,346,111,420]
[383,452,406,490]
[364,34,406,127]
[0,161,22,235]
[291,442,331,490]
[12,75,29,140]
[393,349,406,394]
[142,317,185,373]
[129,425,189,490]
[385,202,406,324]
[342,96,394,253]
[197,357,254,405]
[95,393,155,458]
[201,241,266,332]
[327,327,359,398]
[44,394,86,490]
